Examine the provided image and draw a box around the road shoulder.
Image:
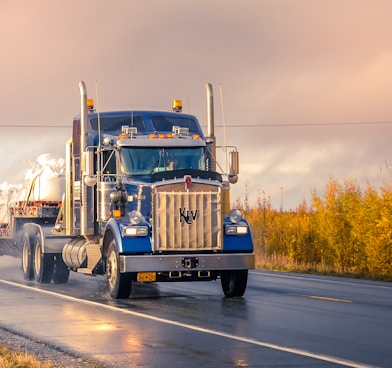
[0,325,108,368]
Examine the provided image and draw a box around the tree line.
[240,179,392,278]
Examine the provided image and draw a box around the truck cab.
[20,82,254,299]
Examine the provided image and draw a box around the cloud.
[1,1,392,209]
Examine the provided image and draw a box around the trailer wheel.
[221,270,248,298]
[21,233,34,280]
[106,240,132,299]
[33,232,54,284]
[52,254,70,284]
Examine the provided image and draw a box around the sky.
[1,0,392,209]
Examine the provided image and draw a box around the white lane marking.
[0,279,378,368]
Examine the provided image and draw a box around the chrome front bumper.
[120,253,255,273]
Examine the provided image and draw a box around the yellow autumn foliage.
[243,179,392,278]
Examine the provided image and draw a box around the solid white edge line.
[0,279,378,368]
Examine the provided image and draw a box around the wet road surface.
[0,255,391,367]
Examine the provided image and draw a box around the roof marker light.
[87,98,95,112]
[172,99,182,112]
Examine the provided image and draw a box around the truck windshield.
[120,147,206,177]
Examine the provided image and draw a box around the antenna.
[219,83,228,172]
[94,80,103,187]
[95,80,101,148]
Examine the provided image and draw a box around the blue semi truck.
[2,82,254,299]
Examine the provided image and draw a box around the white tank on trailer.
[32,173,65,201]
[27,154,65,202]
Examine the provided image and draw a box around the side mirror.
[84,150,95,176]
[83,151,97,186]
[229,150,239,175]
[229,150,239,184]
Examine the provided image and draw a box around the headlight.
[123,226,148,237]
[225,225,248,235]
[229,209,242,224]
[129,210,144,225]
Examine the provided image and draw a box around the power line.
[1,120,391,129]
[0,125,70,128]
[212,121,392,128]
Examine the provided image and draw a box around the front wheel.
[221,270,248,297]
[106,240,132,299]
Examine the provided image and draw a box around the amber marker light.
[172,99,182,112]
[87,98,94,110]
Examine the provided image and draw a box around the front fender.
[103,218,153,254]
[223,218,254,252]
[104,218,124,253]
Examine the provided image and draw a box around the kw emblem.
[179,208,199,224]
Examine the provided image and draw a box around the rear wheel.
[106,240,132,299]
[21,232,34,280]
[221,270,248,297]
[33,232,54,284]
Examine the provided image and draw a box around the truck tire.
[33,232,54,284]
[52,254,70,284]
[106,240,132,299]
[21,232,34,280]
[221,270,248,297]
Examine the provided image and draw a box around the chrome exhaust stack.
[79,81,88,158]
[79,81,95,236]
[206,83,216,172]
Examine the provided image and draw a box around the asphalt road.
[0,255,391,367]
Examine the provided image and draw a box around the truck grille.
[153,181,222,251]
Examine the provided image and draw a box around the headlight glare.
[236,226,248,234]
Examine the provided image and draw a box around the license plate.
[137,272,156,282]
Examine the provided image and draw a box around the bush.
[243,179,392,279]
